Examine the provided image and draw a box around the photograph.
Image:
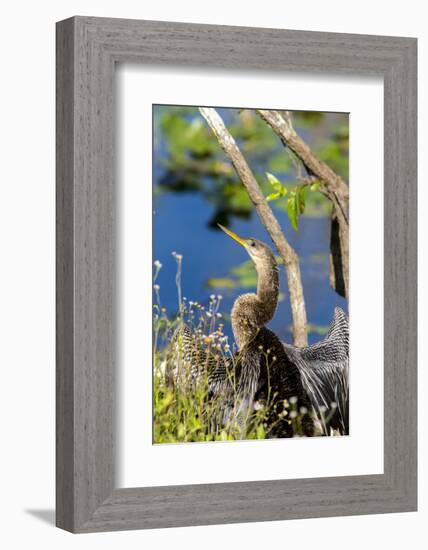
[152,105,349,443]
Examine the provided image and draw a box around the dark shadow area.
[25,509,55,526]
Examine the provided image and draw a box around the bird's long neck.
[256,260,279,323]
[231,256,279,348]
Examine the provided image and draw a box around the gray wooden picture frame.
[56,16,417,533]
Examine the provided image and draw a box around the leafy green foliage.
[287,192,299,231]
[264,171,325,231]
[154,106,347,228]
[266,172,288,201]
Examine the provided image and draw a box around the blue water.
[153,192,347,345]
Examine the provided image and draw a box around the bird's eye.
[250,240,256,247]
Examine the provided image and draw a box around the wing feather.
[283,308,349,435]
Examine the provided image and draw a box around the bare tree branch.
[199,107,308,347]
[257,109,349,298]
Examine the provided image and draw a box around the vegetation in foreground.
[153,255,327,444]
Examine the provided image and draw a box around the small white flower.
[289,396,298,405]
[153,284,160,291]
[216,313,222,318]
[289,411,298,419]
[154,260,162,268]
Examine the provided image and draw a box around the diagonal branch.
[256,110,349,207]
[199,107,308,347]
[257,109,349,298]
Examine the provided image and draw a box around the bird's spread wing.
[283,307,349,435]
[174,310,349,437]
[173,324,255,430]
[173,324,227,386]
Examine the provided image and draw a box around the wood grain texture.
[56,18,75,532]
[56,16,417,533]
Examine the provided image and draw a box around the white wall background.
[0,1,424,548]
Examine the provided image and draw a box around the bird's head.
[217,224,276,270]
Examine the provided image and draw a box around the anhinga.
[179,225,349,437]
[214,224,314,437]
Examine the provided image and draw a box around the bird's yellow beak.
[217,224,247,248]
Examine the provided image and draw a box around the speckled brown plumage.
[249,327,314,437]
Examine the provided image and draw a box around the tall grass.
[153,254,322,444]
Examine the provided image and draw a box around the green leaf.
[266,192,281,202]
[266,171,282,190]
[287,193,299,231]
[266,172,287,196]
[310,181,321,192]
[297,186,307,214]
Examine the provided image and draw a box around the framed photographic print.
[56,16,417,532]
